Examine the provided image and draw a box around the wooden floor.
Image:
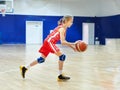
[0,39,120,90]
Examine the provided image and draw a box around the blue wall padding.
[0,14,120,45]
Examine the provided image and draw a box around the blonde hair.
[58,15,73,25]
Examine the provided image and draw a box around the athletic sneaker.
[58,74,70,81]
[20,66,27,78]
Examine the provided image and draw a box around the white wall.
[13,0,120,16]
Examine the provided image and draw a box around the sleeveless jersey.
[45,25,63,44]
[39,25,64,57]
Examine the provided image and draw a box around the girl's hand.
[70,44,77,52]
[75,40,81,44]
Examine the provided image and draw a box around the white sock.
[59,70,62,75]
[25,64,31,69]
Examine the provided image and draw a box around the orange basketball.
[75,40,87,52]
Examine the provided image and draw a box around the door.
[82,23,95,45]
[26,21,43,44]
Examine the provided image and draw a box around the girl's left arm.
[59,28,76,51]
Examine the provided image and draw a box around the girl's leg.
[55,51,64,74]
[26,54,46,68]
[55,51,70,80]
[20,53,46,78]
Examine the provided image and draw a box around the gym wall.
[0,14,120,45]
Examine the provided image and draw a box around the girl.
[20,15,76,81]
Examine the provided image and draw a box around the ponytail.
[58,18,63,25]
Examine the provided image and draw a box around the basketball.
[75,40,87,52]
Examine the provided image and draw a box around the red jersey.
[39,25,63,57]
[45,25,63,44]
